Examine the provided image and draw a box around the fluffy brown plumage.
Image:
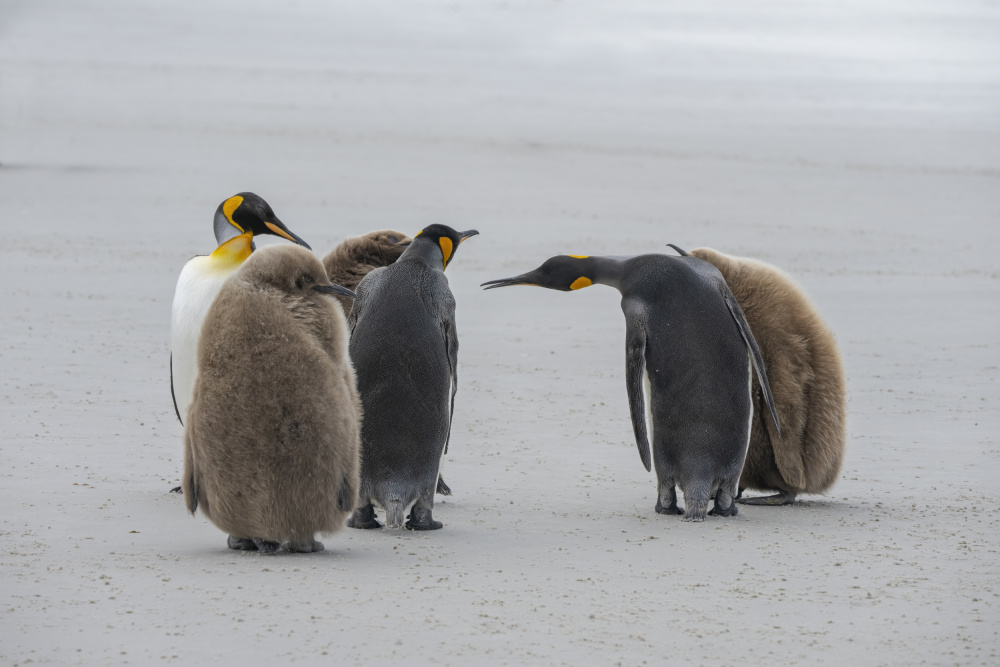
[322,230,412,314]
[182,245,362,552]
[689,247,846,504]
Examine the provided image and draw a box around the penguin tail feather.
[385,501,406,529]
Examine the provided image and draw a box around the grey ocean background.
[1,1,998,664]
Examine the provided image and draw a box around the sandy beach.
[1,0,998,664]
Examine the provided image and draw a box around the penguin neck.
[207,232,254,272]
[584,256,627,291]
[399,240,446,272]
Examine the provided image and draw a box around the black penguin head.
[409,224,479,271]
[213,192,311,250]
[482,255,596,292]
[240,245,355,300]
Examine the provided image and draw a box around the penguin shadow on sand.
[182,245,361,554]
[483,249,781,522]
[169,193,310,494]
[347,224,478,531]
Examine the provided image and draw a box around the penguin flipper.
[722,289,781,436]
[624,313,653,472]
[442,310,459,456]
[169,353,183,426]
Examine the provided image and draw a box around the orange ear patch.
[570,276,592,290]
[222,195,244,231]
[439,237,454,269]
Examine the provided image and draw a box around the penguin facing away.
[182,244,360,553]
[346,224,479,530]
[671,245,846,505]
[322,229,454,497]
[170,192,311,429]
[322,230,413,315]
[483,253,780,522]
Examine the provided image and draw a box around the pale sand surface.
[1,1,998,664]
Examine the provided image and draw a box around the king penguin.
[671,244,846,505]
[182,244,360,553]
[321,229,453,497]
[170,192,311,429]
[346,224,479,530]
[483,252,781,522]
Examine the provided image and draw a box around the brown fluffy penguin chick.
[322,230,412,315]
[688,247,847,505]
[182,244,362,553]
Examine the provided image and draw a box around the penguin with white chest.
[483,253,780,521]
[182,245,361,553]
[346,224,479,530]
[170,192,311,428]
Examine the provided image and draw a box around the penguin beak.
[313,283,357,299]
[481,271,540,290]
[459,229,480,243]
[263,217,312,250]
[398,240,412,247]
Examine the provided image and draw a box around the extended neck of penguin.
[399,238,448,271]
[576,255,627,292]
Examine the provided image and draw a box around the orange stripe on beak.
[265,221,297,243]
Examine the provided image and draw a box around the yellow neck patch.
[569,255,589,259]
[439,237,454,270]
[222,195,244,232]
[209,231,253,269]
[570,276,592,290]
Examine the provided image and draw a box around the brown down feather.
[182,245,362,548]
[322,230,412,314]
[689,247,847,497]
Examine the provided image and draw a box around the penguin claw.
[405,519,443,531]
[227,536,258,550]
[655,503,684,516]
[736,492,796,506]
[436,476,452,496]
[169,486,182,494]
[251,538,281,554]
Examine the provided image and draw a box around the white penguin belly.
[170,257,237,424]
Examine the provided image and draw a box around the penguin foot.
[436,475,452,496]
[169,486,182,494]
[406,503,443,530]
[227,536,258,551]
[251,538,281,554]
[405,517,443,531]
[287,540,324,553]
[348,505,383,530]
[655,501,684,516]
[708,502,739,517]
[737,491,796,506]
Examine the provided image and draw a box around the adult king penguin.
[170,192,311,428]
[483,252,781,521]
[347,224,478,530]
[671,245,847,505]
[183,245,360,553]
[321,230,453,497]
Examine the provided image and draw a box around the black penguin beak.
[263,217,312,250]
[666,243,689,257]
[481,271,539,290]
[459,229,480,243]
[313,283,357,299]
[398,240,412,247]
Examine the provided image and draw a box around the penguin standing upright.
[170,193,310,427]
[347,224,478,530]
[483,253,780,522]
[675,245,846,505]
[182,245,360,553]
